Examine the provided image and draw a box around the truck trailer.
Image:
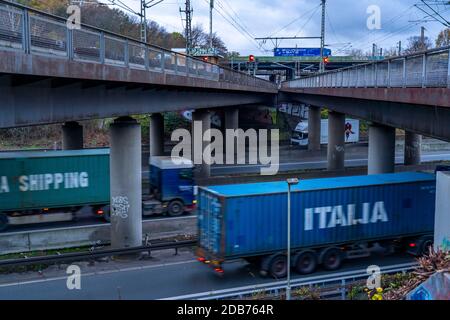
[0,150,196,231]
[196,172,436,277]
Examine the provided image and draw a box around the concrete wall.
[0,217,197,255]
[434,171,450,252]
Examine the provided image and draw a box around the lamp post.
[286,178,299,300]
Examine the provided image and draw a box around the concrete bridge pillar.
[62,121,83,150]
[368,123,396,175]
[225,108,239,159]
[150,113,164,157]
[308,106,321,151]
[109,117,142,252]
[327,111,345,171]
[404,131,422,166]
[192,109,211,179]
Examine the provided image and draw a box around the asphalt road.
[0,253,415,300]
[210,151,450,175]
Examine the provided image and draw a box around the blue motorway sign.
[274,48,332,57]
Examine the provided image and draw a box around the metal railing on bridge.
[285,46,450,89]
[0,0,274,90]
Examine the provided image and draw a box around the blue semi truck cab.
[144,156,197,217]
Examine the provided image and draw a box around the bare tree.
[436,28,450,48]
[404,36,432,54]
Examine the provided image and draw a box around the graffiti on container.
[111,196,130,219]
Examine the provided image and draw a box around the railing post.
[99,32,105,64]
[387,60,391,88]
[22,9,31,54]
[364,65,367,88]
[402,57,407,88]
[66,28,73,60]
[144,46,149,71]
[160,51,165,74]
[174,54,178,75]
[422,53,427,88]
[447,48,450,88]
[341,279,346,300]
[124,39,129,67]
[374,63,378,88]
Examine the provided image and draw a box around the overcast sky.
[116,0,449,56]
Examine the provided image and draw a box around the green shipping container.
[0,149,110,212]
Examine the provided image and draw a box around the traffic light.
[202,56,209,62]
[323,56,330,64]
[249,54,255,62]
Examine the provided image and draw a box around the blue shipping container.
[198,173,436,260]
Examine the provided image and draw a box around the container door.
[198,190,223,256]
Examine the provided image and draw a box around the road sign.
[274,48,332,57]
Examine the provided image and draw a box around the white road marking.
[0,260,196,288]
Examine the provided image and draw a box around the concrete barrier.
[0,216,197,255]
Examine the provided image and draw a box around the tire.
[268,255,288,279]
[167,200,185,217]
[321,248,343,271]
[420,237,433,256]
[0,214,9,232]
[294,251,317,275]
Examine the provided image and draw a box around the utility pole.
[209,0,214,49]
[140,0,147,43]
[421,26,426,50]
[140,0,164,44]
[398,41,402,55]
[319,0,326,73]
[180,0,193,55]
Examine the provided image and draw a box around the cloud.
[121,0,448,55]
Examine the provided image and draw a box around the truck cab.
[145,157,197,217]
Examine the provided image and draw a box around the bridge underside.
[281,88,450,142]
[0,75,274,128]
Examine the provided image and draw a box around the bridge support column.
[368,123,396,175]
[225,108,239,159]
[192,109,211,179]
[109,117,142,253]
[62,121,83,150]
[150,113,164,158]
[308,106,321,151]
[404,131,422,166]
[327,111,345,171]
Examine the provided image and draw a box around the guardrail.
[0,0,274,90]
[284,46,450,89]
[0,239,197,267]
[163,262,417,300]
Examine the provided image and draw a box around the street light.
[286,178,299,300]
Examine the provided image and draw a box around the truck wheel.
[268,255,288,279]
[294,251,317,274]
[419,236,433,256]
[321,248,343,271]
[0,214,9,232]
[167,200,184,217]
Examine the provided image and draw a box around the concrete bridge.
[281,45,450,174]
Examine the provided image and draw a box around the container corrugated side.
[199,176,436,260]
[0,150,110,211]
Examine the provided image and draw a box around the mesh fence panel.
[73,28,100,62]
[128,41,145,69]
[376,62,389,86]
[405,55,423,87]
[426,51,448,87]
[389,59,404,87]
[29,14,66,55]
[148,48,162,71]
[0,6,23,49]
[104,36,125,65]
